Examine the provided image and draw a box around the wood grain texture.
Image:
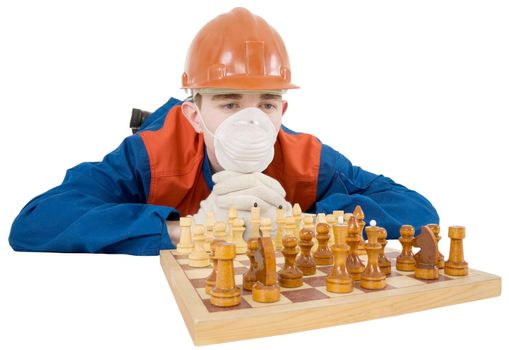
[160,247,501,346]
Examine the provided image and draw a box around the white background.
[1,0,507,349]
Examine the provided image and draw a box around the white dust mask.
[197,107,278,173]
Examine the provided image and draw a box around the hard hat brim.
[182,75,299,90]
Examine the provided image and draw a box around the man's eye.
[261,103,276,110]
[223,103,239,110]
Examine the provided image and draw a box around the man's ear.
[181,101,203,133]
[282,100,288,115]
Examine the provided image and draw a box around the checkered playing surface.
[172,249,471,313]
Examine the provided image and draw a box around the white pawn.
[284,216,297,237]
[189,224,210,267]
[303,215,315,230]
[232,218,248,254]
[227,207,237,243]
[213,221,227,241]
[292,203,303,231]
[176,216,193,255]
[302,215,318,254]
[204,212,215,252]
[313,212,327,253]
[316,213,327,224]
[326,214,337,247]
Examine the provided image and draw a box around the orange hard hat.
[181,7,299,91]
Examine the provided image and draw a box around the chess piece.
[232,218,248,254]
[346,216,365,281]
[284,216,297,237]
[296,227,316,275]
[301,215,317,255]
[343,213,353,227]
[412,226,439,280]
[210,242,241,307]
[377,225,392,275]
[278,235,304,288]
[260,217,272,238]
[206,239,224,294]
[227,206,237,243]
[427,224,445,269]
[361,225,386,290]
[313,223,333,265]
[204,212,215,252]
[243,238,259,291]
[213,221,227,241]
[333,210,344,223]
[252,236,280,303]
[326,214,337,248]
[312,213,327,255]
[292,203,303,231]
[176,216,193,255]
[327,224,353,293]
[354,205,367,255]
[250,203,261,239]
[316,213,326,223]
[303,215,315,231]
[275,205,285,251]
[189,224,210,267]
[445,226,468,276]
[396,225,416,271]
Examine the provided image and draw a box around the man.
[9,7,439,255]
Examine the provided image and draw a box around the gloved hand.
[193,171,292,236]
[212,171,290,210]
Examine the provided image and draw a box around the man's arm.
[9,134,179,255]
[314,144,439,239]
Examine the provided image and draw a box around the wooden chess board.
[160,247,501,346]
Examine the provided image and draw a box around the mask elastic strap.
[195,106,217,139]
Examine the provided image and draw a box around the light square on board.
[185,268,214,279]
[386,275,427,288]
[242,293,293,308]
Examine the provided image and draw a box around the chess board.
[160,247,501,346]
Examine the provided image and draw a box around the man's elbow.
[9,214,34,252]
[9,203,51,253]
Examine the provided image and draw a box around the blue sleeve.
[9,134,179,256]
[314,144,439,239]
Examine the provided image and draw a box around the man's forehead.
[210,93,282,101]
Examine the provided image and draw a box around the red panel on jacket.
[139,106,210,216]
[139,105,322,216]
[264,127,321,212]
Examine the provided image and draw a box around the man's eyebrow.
[211,94,243,101]
[210,93,282,101]
[260,94,282,101]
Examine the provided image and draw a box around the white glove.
[212,171,290,211]
[193,171,292,236]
